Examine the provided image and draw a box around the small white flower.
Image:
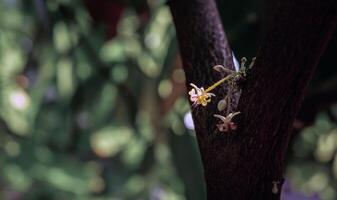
[214,112,241,132]
[188,83,215,107]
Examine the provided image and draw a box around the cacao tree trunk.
[168,0,337,199]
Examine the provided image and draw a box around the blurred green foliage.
[0,0,204,199]
[0,0,336,200]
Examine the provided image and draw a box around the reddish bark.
[168,0,337,199]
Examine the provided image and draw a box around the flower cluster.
[187,57,255,133]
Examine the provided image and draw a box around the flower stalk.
[204,72,238,93]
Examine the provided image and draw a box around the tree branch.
[168,0,234,157]
[169,0,337,199]
[235,1,337,194]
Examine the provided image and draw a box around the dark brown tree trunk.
[168,0,337,199]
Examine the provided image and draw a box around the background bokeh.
[0,0,336,199]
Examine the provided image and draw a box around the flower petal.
[190,95,198,102]
[190,83,200,91]
[188,88,196,95]
[228,112,241,119]
[214,114,227,122]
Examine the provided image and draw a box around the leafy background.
[0,0,336,199]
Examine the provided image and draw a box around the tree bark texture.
[168,0,337,199]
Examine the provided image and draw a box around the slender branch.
[296,30,337,127]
